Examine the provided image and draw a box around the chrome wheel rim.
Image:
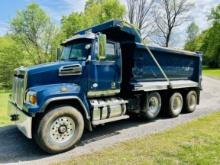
[50,116,75,143]
[189,94,196,110]
[149,96,159,114]
[172,95,182,112]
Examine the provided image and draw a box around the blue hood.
[27,61,85,88]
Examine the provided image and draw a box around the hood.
[27,61,85,88]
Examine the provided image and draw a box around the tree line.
[0,0,219,89]
[184,4,220,68]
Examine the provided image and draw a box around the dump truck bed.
[133,43,201,81]
[121,42,202,91]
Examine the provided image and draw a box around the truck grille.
[12,67,27,109]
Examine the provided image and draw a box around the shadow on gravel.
[80,116,163,145]
[0,116,165,164]
[0,125,49,163]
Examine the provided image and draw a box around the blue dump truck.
[8,20,202,154]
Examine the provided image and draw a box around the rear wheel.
[142,92,161,120]
[34,105,84,154]
[168,92,183,117]
[184,90,197,113]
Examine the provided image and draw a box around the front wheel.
[34,106,84,154]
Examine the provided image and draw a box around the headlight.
[25,91,37,105]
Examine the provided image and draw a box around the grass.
[203,68,220,79]
[57,111,220,165]
[0,92,11,126]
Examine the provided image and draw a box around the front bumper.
[8,101,32,139]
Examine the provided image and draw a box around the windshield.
[60,40,92,61]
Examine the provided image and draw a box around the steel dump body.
[132,44,201,83]
[133,46,200,82]
[120,43,202,92]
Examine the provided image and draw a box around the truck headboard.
[75,19,142,43]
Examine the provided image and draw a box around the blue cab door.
[88,41,121,97]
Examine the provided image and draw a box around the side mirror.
[57,48,62,61]
[98,34,106,60]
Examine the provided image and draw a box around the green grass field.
[58,111,220,165]
[203,68,220,79]
[0,92,10,126]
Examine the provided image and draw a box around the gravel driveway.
[0,76,220,165]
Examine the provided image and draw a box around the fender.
[40,96,90,120]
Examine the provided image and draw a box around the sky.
[0,0,86,35]
[0,0,219,47]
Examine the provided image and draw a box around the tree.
[62,12,89,38]
[0,36,25,88]
[151,0,193,47]
[184,22,199,51]
[126,0,155,39]
[204,4,220,68]
[94,0,125,22]
[186,22,199,42]
[209,4,220,23]
[10,3,61,64]
[61,0,126,38]
[184,4,220,68]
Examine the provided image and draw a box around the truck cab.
[8,20,202,154]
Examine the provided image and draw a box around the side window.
[105,42,116,61]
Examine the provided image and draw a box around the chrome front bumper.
[8,101,32,139]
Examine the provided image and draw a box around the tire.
[184,90,197,113]
[168,92,183,117]
[142,92,162,120]
[34,105,84,154]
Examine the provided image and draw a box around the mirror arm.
[86,55,92,63]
